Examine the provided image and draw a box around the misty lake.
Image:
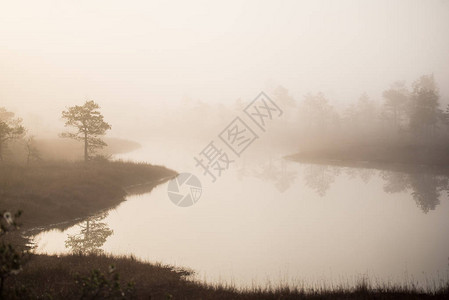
[31,139,449,289]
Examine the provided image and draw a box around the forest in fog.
[2,73,449,163]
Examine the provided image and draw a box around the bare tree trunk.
[84,132,88,162]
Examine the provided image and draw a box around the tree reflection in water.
[301,163,449,213]
[252,159,298,193]
[65,212,113,254]
[381,170,449,213]
[303,165,341,197]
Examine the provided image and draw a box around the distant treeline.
[118,73,449,152]
[291,74,448,148]
[168,73,449,155]
[2,74,448,161]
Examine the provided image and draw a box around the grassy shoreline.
[0,159,177,231]
[4,253,448,299]
[287,143,449,176]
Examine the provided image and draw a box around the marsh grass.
[0,160,176,230]
[4,253,448,299]
[288,142,449,175]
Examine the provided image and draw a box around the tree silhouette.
[0,107,25,161]
[273,85,296,110]
[444,104,449,125]
[300,93,337,133]
[61,101,111,161]
[382,81,409,131]
[408,74,440,137]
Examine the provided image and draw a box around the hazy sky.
[1,0,449,134]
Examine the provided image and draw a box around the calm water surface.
[32,138,449,289]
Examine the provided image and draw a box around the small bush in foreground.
[75,266,135,300]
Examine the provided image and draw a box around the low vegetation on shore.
[288,141,449,175]
[0,159,176,231]
[2,253,447,299]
